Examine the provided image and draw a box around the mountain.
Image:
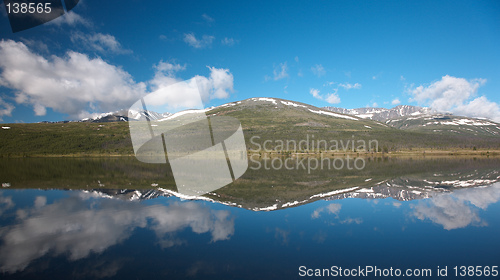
[80,109,172,123]
[2,97,500,157]
[323,105,432,122]
[385,114,500,137]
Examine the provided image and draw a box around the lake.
[1,156,499,279]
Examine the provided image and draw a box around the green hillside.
[0,97,499,157]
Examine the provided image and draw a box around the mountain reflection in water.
[0,157,499,279]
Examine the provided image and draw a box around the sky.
[0,0,499,123]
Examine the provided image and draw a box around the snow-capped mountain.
[386,114,500,136]
[81,109,172,123]
[127,109,172,121]
[323,105,432,122]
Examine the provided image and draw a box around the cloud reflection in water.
[0,192,234,273]
[412,182,500,230]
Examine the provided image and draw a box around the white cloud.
[71,32,131,54]
[271,62,288,81]
[410,75,500,122]
[0,194,234,273]
[310,88,340,104]
[391,98,401,105]
[311,81,361,104]
[0,40,146,119]
[199,66,234,99]
[371,102,378,107]
[325,93,341,104]
[221,37,236,46]
[33,103,46,116]
[400,75,406,81]
[310,88,321,99]
[0,40,234,119]
[150,63,233,103]
[339,82,361,90]
[0,97,15,121]
[183,33,215,49]
[294,56,299,62]
[153,61,186,78]
[202,13,214,23]
[311,64,325,77]
[48,11,91,27]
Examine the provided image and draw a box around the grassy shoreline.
[1,149,499,158]
[1,121,499,158]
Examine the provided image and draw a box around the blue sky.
[0,0,499,123]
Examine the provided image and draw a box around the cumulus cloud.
[325,93,341,104]
[199,67,234,99]
[310,88,341,104]
[410,75,500,122]
[0,40,234,119]
[150,62,233,103]
[0,40,146,119]
[0,194,235,273]
[412,182,500,230]
[0,97,15,121]
[391,98,401,105]
[311,64,325,77]
[71,32,132,54]
[183,33,215,49]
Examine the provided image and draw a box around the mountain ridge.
[323,104,434,122]
[1,97,499,157]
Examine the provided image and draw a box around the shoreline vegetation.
[1,150,498,158]
[1,120,499,158]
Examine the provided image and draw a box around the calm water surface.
[0,157,499,279]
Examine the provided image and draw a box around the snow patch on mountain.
[308,109,359,120]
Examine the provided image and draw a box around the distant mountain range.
[79,98,500,137]
[323,105,433,122]
[323,104,500,137]
[80,109,172,123]
[82,103,434,123]
[3,97,498,157]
